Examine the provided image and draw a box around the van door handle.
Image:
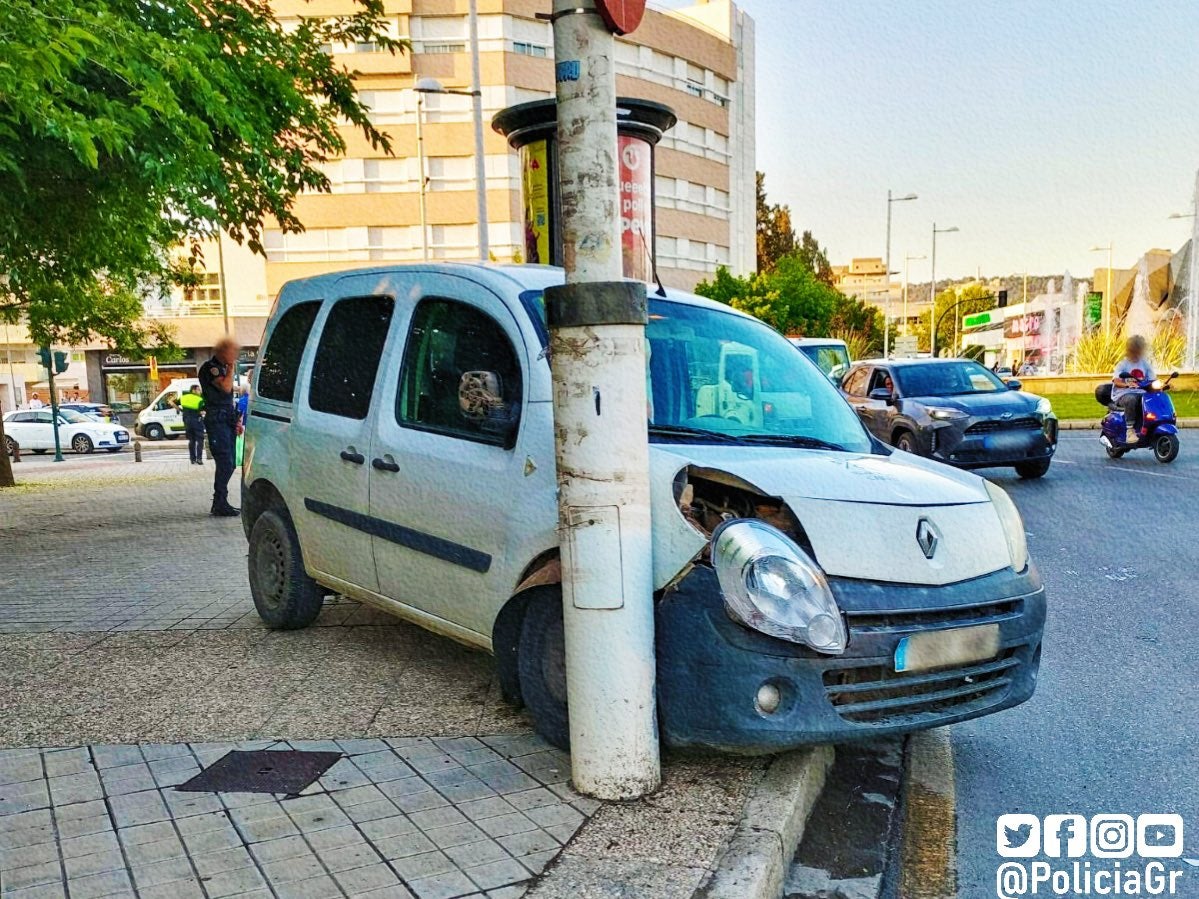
[371,457,400,473]
[339,450,365,465]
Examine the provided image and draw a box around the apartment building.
[185,0,755,315]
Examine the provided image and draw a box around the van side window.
[398,299,522,448]
[308,295,395,420]
[259,301,321,402]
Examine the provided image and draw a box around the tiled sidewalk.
[0,736,593,899]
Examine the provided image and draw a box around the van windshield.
[794,343,851,382]
[523,293,872,453]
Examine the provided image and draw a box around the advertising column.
[619,135,653,283]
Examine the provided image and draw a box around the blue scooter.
[1096,373,1180,463]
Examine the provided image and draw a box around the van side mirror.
[1006,379,1023,391]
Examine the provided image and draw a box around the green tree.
[755,172,796,272]
[796,230,834,287]
[696,253,840,337]
[915,284,996,355]
[829,294,885,357]
[0,0,404,486]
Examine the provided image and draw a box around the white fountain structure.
[1188,170,1199,371]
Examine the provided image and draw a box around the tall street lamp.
[884,191,918,357]
[903,253,926,335]
[1088,243,1114,338]
[929,223,959,358]
[414,74,489,262]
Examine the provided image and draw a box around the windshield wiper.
[734,434,849,452]
[648,423,743,444]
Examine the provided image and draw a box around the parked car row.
[3,409,131,455]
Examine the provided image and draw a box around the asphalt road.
[954,432,1199,894]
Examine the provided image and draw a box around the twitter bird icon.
[997,814,1040,857]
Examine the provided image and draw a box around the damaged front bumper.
[656,564,1045,753]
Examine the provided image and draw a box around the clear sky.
[662,0,1199,281]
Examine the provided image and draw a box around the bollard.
[11,442,20,463]
[134,440,142,462]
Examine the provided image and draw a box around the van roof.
[272,263,753,323]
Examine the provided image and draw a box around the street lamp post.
[929,223,960,358]
[903,253,926,335]
[884,191,918,357]
[414,76,489,263]
[1088,243,1113,338]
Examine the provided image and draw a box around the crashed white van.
[242,264,1045,752]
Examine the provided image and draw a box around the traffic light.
[53,351,69,374]
[36,347,52,370]
[997,289,1009,308]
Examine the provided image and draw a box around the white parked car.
[242,264,1046,753]
[4,408,131,454]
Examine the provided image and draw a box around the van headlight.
[711,519,847,654]
[984,481,1029,572]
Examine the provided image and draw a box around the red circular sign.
[596,0,646,36]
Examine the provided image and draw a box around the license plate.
[116,432,129,442]
[895,623,1000,673]
[984,431,1027,451]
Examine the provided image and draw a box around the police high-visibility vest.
[180,393,204,412]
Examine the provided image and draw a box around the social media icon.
[1137,814,1185,858]
[1090,815,1134,858]
[1043,815,1087,857]
[997,814,1040,858]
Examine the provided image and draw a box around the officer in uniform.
[178,384,206,465]
[198,337,242,516]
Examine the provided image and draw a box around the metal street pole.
[467,0,489,261]
[929,224,959,358]
[416,93,429,261]
[884,191,917,358]
[216,231,230,336]
[42,350,64,462]
[545,0,659,800]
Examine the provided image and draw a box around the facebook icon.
[1044,814,1088,857]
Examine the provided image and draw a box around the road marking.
[1102,466,1194,481]
[899,727,957,899]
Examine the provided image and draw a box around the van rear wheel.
[144,423,164,440]
[518,588,570,750]
[248,509,324,629]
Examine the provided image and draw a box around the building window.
[421,42,465,54]
[513,41,548,57]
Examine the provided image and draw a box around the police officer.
[199,337,242,516]
[177,384,206,465]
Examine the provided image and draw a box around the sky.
[661,0,1199,281]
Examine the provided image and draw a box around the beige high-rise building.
[187,0,755,318]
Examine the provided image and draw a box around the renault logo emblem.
[916,518,940,560]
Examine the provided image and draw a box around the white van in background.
[136,379,198,440]
[789,338,851,384]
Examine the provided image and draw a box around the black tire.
[1015,459,1051,479]
[518,588,570,750]
[71,434,94,454]
[248,509,324,629]
[144,423,165,440]
[1105,445,1126,459]
[4,436,14,456]
[894,430,919,455]
[32,448,48,455]
[1153,433,1180,464]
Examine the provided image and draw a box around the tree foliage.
[0,0,404,486]
[915,284,997,355]
[755,172,796,272]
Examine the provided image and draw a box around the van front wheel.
[518,588,570,750]
[248,509,324,629]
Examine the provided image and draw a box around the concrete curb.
[694,746,835,899]
[1059,418,1199,430]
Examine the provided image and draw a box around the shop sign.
[1004,311,1044,339]
[962,310,997,329]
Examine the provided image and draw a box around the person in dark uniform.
[199,337,242,516]
[178,385,206,465]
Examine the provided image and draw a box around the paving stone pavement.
[0,736,595,899]
[0,463,585,898]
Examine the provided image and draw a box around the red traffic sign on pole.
[596,0,646,35]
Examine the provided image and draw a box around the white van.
[242,264,1045,753]
[789,337,851,384]
[136,379,198,440]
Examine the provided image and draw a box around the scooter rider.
[1112,335,1154,443]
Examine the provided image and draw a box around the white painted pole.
[930,223,938,358]
[547,0,660,800]
[467,0,489,262]
[884,191,892,358]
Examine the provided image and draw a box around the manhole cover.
[176,750,341,795]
